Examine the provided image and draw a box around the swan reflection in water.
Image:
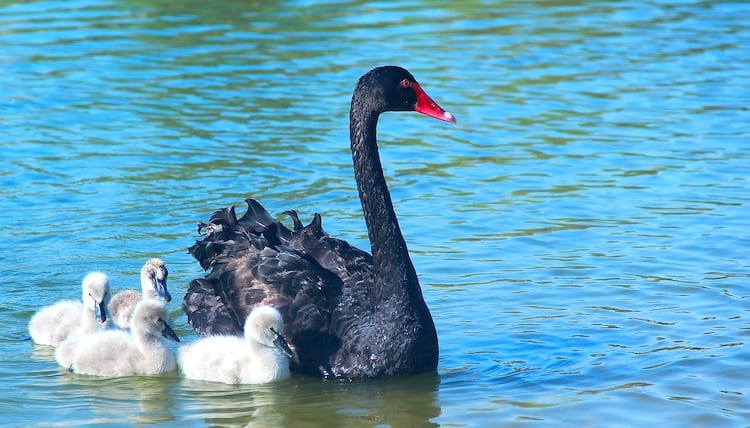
[55,374,179,424]
[180,372,441,427]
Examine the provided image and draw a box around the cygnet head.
[131,299,180,343]
[82,272,111,324]
[141,258,171,303]
[245,306,297,363]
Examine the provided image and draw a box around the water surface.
[2,0,749,426]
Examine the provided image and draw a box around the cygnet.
[70,299,179,377]
[29,272,113,347]
[178,306,296,384]
[109,258,171,329]
[55,273,116,367]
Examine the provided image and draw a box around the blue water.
[2,0,749,426]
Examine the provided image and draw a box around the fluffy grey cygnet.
[109,258,171,329]
[179,306,296,384]
[29,272,114,347]
[70,299,179,377]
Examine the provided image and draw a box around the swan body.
[30,272,113,347]
[70,299,179,377]
[109,258,171,329]
[179,306,296,384]
[29,301,82,346]
[183,66,453,379]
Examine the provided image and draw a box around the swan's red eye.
[400,79,411,88]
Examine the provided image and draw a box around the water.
[2,0,749,425]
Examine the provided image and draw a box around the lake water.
[2,0,749,426]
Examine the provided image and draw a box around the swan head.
[131,299,180,343]
[245,306,298,363]
[81,272,111,324]
[141,258,171,303]
[354,66,456,124]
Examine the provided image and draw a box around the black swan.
[183,65,455,379]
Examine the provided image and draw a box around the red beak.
[412,82,457,123]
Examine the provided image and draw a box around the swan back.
[70,299,179,377]
[29,300,82,346]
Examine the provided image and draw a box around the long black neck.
[348,78,439,373]
[349,103,419,297]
